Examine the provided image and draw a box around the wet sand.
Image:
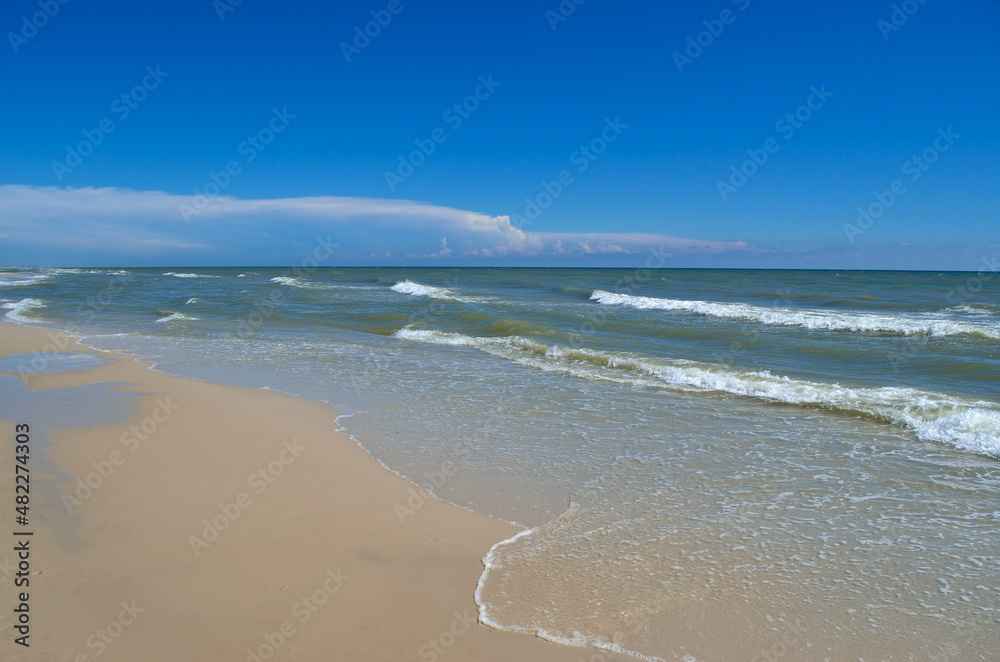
[0,321,629,661]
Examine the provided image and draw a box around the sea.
[2,267,998,661]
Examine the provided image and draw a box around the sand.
[0,321,630,661]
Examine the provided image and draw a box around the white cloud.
[0,185,751,264]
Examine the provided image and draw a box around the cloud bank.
[0,185,750,266]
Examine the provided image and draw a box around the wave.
[2,298,46,323]
[391,280,457,300]
[0,273,49,288]
[591,290,1000,339]
[155,311,200,324]
[271,276,334,290]
[476,523,666,662]
[269,276,367,291]
[390,279,496,304]
[270,276,381,292]
[163,272,218,278]
[948,304,1000,317]
[393,328,1000,458]
[36,268,83,277]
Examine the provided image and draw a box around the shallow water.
[2,266,997,659]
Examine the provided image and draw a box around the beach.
[0,320,627,661]
[3,0,995,655]
[1,267,997,661]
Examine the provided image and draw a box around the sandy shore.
[0,322,628,661]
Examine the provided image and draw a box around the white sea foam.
[391,280,457,300]
[39,268,83,275]
[948,304,1000,317]
[0,273,49,288]
[163,272,217,278]
[394,328,1000,457]
[389,279,498,303]
[2,298,46,323]
[270,276,339,290]
[591,290,1000,339]
[155,312,199,324]
[475,522,666,662]
[270,276,381,292]
[270,276,316,289]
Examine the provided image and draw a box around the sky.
[1,0,998,269]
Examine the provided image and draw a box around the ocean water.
[2,267,998,660]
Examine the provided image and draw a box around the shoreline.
[0,321,631,661]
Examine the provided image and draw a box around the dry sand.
[0,322,630,661]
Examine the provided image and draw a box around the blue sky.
[1,0,998,268]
